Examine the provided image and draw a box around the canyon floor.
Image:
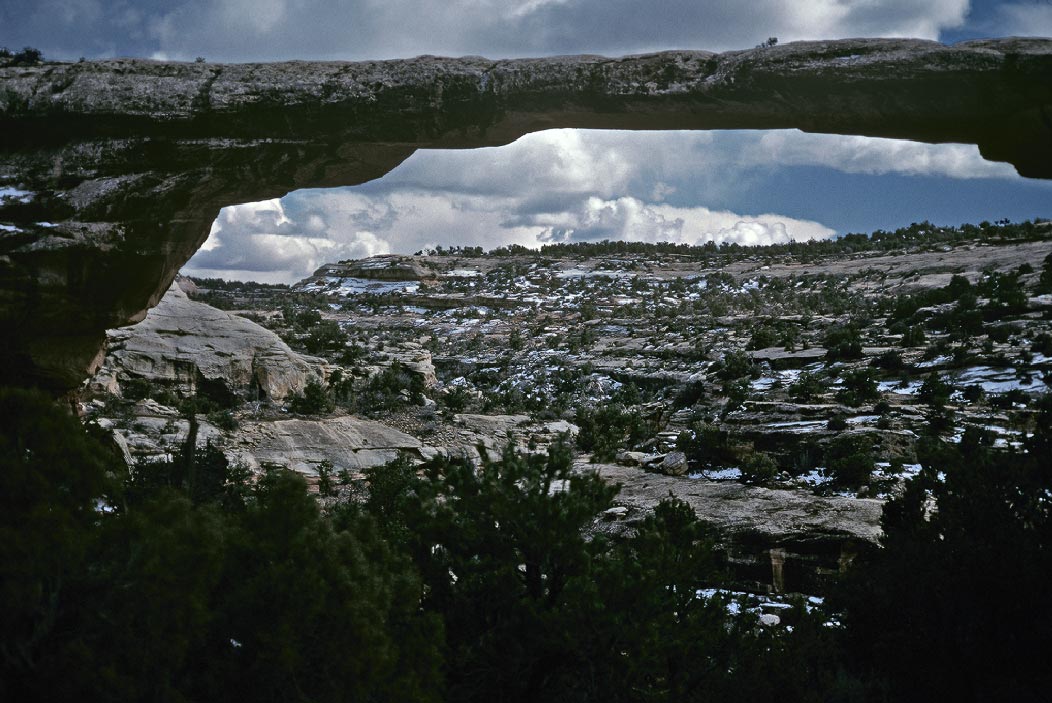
[80,223,1052,593]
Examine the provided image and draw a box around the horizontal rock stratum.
[2,38,1051,391]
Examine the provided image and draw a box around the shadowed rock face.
[2,37,1051,391]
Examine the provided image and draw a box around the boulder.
[616,450,652,466]
[454,413,531,437]
[388,348,439,388]
[655,451,689,476]
[99,283,322,403]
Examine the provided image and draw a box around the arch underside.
[1,37,1050,391]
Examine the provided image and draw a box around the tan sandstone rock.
[101,283,322,402]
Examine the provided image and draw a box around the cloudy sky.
[4,0,1050,283]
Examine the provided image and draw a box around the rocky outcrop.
[88,401,425,477]
[585,461,883,592]
[312,256,437,282]
[229,416,422,476]
[93,282,322,402]
[2,38,1051,391]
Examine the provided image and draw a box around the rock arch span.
[1,37,1051,392]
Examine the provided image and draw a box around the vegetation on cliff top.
[417,218,1052,262]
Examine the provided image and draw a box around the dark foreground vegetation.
[3,388,1051,702]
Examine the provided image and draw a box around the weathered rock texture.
[2,38,1051,390]
[230,416,423,476]
[585,461,883,592]
[93,282,322,402]
[312,256,438,282]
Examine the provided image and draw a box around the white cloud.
[652,202,834,245]
[218,197,292,230]
[650,181,676,202]
[397,128,1021,201]
[527,195,834,245]
[183,123,1043,279]
[776,0,968,40]
[183,197,393,282]
[52,0,104,26]
[995,3,1052,37]
[25,0,973,63]
[389,129,649,197]
[742,131,1019,179]
[184,183,836,283]
[218,0,288,35]
[182,124,1043,282]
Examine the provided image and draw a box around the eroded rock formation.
[90,281,324,403]
[2,37,1051,390]
[587,461,883,592]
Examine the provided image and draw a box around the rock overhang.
[1,37,1050,392]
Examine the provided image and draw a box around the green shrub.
[288,377,333,415]
[442,385,471,413]
[576,403,649,462]
[714,350,759,381]
[7,46,43,65]
[833,403,1052,701]
[206,409,238,432]
[1037,252,1052,294]
[789,372,825,402]
[304,320,346,354]
[825,435,874,487]
[122,377,154,401]
[746,325,779,350]
[871,349,905,371]
[676,424,747,469]
[900,325,926,347]
[316,460,335,497]
[741,452,779,484]
[824,323,863,360]
[836,368,880,407]
[826,414,848,431]
[918,372,952,407]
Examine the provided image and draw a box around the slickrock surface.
[582,461,883,591]
[585,461,883,543]
[230,416,422,475]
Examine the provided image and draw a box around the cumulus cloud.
[385,129,653,197]
[184,183,835,283]
[395,128,1020,197]
[741,131,1019,179]
[183,197,393,283]
[181,125,1046,282]
[525,196,833,245]
[9,0,972,63]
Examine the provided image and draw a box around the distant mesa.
[315,256,437,282]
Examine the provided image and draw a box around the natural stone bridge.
[2,37,1051,392]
